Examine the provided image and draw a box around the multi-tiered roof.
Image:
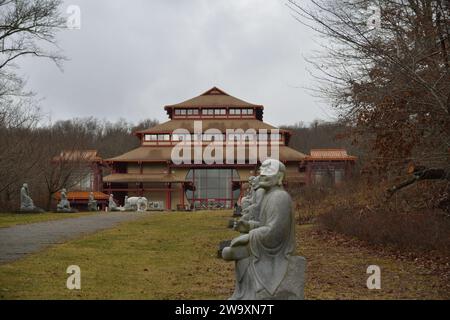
[107,87,306,163]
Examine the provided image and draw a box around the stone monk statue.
[20,183,35,210]
[88,192,98,211]
[108,194,122,211]
[240,176,265,222]
[240,176,255,211]
[222,159,306,300]
[57,188,74,212]
[20,183,44,213]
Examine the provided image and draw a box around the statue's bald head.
[259,159,286,188]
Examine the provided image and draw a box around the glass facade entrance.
[185,169,241,209]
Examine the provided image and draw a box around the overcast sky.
[18,0,336,127]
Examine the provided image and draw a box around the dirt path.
[0,212,152,265]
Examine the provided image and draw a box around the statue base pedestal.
[230,256,307,300]
[256,256,306,300]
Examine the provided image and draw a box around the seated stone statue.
[222,159,306,300]
[240,177,255,211]
[108,194,123,211]
[87,192,98,211]
[229,177,262,228]
[57,188,76,213]
[233,202,242,217]
[240,176,265,222]
[20,183,44,213]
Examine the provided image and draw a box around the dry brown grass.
[1,210,449,299]
[292,179,450,255]
[299,225,450,299]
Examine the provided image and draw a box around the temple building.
[301,149,357,185]
[103,87,307,210]
[53,150,109,210]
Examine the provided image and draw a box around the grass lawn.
[0,212,97,229]
[0,210,448,299]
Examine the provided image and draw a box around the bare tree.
[288,0,450,177]
[0,100,44,202]
[37,120,93,210]
[0,0,65,71]
[0,0,66,210]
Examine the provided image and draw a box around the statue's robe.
[230,187,295,300]
[58,193,71,209]
[242,188,265,221]
[20,187,34,209]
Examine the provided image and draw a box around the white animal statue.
[124,196,148,212]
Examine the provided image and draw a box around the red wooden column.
[166,182,172,211]
[139,161,144,196]
[166,162,172,211]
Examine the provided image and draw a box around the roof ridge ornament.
[200,86,229,96]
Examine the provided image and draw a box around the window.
[173,134,189,141]
[258,133,268,141]
[213,109,226,115]
[180,109,187,115]
[208,109,214,115]
[202,109,208,115]
[193,109,199,115]
[175,109,181,115]
[247,109,254,115]
[185,169,241,209]
[334,169,344,184]
[158,134,170,141]
[242,109,248,115]
[187,109,193,115]
[203,133,222,141]
[242,133,256,142]
[145,134,158,141]
[270,133,281,141]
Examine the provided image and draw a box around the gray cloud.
[17,0,336,126]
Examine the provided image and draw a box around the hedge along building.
[103,87,306,210]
